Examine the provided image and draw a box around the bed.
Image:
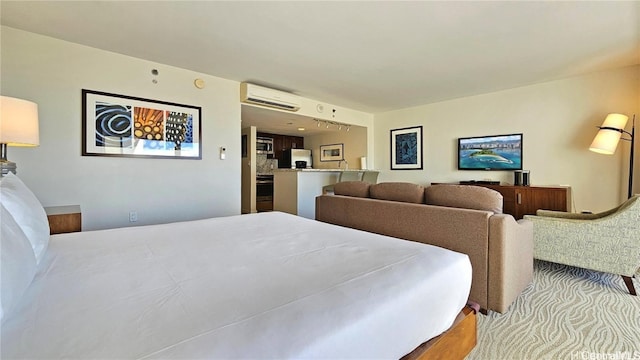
[1,173,474,359]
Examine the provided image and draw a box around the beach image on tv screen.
[459,134,522,170]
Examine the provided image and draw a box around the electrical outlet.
[129,211,138,222]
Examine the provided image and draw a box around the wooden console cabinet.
[433,183,571,219]
[482,185,571,219]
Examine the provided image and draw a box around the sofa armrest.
[487,214,533,313]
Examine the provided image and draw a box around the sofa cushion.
[369,182,425,204]
[425,184,503,213]
[334,181,370,198]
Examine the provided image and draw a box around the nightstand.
[45,205,81,235]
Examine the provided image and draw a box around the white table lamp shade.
[1,96,40,147]
[589,113,629,155]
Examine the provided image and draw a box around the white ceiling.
[1,1,639,117]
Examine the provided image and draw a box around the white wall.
[374,65,640,212]
[1,27,241,230]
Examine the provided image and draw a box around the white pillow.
[1,204,38,323]
[0,173,50,264]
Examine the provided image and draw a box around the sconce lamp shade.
[1,96,40,147]
[589,113,629,154]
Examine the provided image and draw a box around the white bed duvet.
[1,211,471,359]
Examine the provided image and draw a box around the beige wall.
[305,125,368,169]
[373,65,640,212]
[1,27,242,230]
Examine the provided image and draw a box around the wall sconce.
[589,113,635,198]
[0,96,40,176]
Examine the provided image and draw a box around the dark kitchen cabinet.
[284,136,303,150]
[270,134,284,160]
[257,132,304,167]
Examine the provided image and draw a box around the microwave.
[256,137,274,155]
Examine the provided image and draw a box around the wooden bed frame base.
[401,306,477,360]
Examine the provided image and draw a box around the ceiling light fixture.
[317,120,351,132]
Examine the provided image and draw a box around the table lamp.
[0,96,40,176]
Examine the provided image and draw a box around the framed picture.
[82,89,202,159]
[320,143,344,162]
[390,126,423,170]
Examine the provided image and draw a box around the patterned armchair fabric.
[524,195,640,294]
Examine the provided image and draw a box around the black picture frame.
[82,89,202,159]
[390,126,423,170]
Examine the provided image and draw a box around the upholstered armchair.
[523,195,640,295]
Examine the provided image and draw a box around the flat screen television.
[458,133,523,170]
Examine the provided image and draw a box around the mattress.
[1,211,472,359]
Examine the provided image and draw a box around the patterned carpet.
[467,260,640,360]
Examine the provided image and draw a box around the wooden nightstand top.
[45,205,81,216]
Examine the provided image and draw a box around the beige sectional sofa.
[315,182,533,313]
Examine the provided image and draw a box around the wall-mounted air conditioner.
[240,83,301,112]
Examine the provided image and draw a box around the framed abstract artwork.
[320,143,344,162]
[390,126,423,170]
[82,89,202,159]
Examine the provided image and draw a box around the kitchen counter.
[273,170,341,219]
[273,169,379,218]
